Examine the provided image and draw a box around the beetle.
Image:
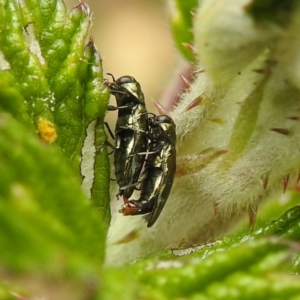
[120,114,176,227]
[107,75,149,201]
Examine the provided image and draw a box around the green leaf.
[131,238,298,299]
[0,70,31,126]
[169,0,198,61]
[225,76,267,165]
[0,0,110,223]
[178,205,300,265]
[0,0,110,296]
[115,205,300,299]
[0,112,106,273]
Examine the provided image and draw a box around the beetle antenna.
[141,112,156,118]
[107,73,116,82]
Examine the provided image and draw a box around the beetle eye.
[156,115,173,124]
[108,82,118,89]
[117,76,136,85]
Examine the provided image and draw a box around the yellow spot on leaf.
[37,117,57,144]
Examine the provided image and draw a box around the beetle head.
[107,74,145,105]
[150,115,176,145]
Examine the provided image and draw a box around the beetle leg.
[120,205,140,216]
[103,121,115,140]
[107,105,118,111]
[95,140,115,155]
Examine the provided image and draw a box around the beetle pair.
[107,75,176,227]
